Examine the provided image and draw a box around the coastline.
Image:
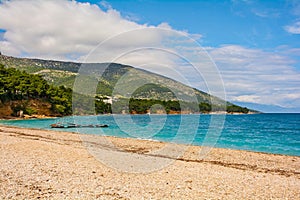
[1,125,299,199]
[0,115,58,121]
[0,110,260,120]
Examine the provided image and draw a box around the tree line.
[0,64,72,116]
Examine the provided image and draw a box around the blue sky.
[77,0,300,48]
[0,0,299,112]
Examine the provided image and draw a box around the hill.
[0,54,213,102]
[0,65,72,118]
[0,54,254,116]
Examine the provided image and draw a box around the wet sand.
[0,125,299,199]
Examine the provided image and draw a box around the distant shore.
[0,125,299,199]
[0,111,260,120]
[0,115,58,120]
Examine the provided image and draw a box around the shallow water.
[1,113,299,156]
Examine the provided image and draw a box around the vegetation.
[226,105,249,113]
[95,96,112,114]
[0,54,223,103]
[0,64,73,116]
[131,83,176,100]
[0,54,253,117]
[128,99,180,114]
[114,98,249,114]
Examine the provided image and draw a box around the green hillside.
[0,54,254,115]
[0,64,72,117]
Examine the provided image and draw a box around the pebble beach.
[1,125,299,199]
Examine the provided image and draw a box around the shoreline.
[1,123,299,163]
[0,122,298,157]
[1,125,299,199]
[0,111,260,120]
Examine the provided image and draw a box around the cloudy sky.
[0,0,299,112]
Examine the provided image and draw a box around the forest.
[0,64,72,116]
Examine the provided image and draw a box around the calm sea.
[1,113,299,156]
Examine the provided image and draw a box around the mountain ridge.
[0,54,256,114]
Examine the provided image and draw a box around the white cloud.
[99,0,112,10]
[0,40,20,55]
[284,1,300,34]
[0,0,187,60]
[232,95,261,103]
[285,22,300,34]
[209,45,300,108]
[251,8,280,18]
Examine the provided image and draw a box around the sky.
[0,0,299,112]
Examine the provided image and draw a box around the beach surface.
[1,125,299,199]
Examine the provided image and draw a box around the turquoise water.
[1,114,299,156]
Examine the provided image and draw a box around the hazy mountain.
[232,101,299,113]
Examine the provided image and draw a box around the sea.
[1,113,299,156]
